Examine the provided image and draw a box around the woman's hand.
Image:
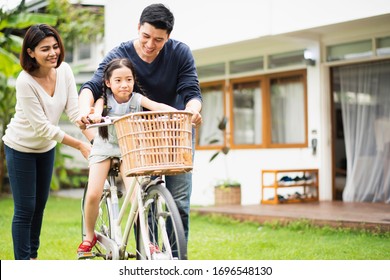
[78,141,91,160]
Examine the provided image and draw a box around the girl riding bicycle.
[77,58,176,255]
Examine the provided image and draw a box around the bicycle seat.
[108,157,120,177]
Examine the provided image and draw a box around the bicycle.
[79,111,193,260]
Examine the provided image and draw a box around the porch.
[54,188,390,232]
[192,201,390,232]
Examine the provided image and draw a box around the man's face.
[138,22,169,60]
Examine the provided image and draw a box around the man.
[79,3,202,241]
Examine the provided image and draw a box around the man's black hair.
[139,3,174,34]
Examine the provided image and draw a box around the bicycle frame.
[96,173,154,260]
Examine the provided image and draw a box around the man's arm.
[79,88,95,118]
[78,88,96,142]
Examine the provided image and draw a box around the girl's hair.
[99,58,145,139]
[20,24,65,72]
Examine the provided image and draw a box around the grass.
[190,214,390,260]
[0,195,389,260]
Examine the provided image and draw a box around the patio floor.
[53,188,390,232]
[192,201,390,232]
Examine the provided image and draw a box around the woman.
[2,24,91,260]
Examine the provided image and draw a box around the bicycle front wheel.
[137,184,187,260]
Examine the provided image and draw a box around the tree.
[0,1,57,193]
[46,0,104,52]
[45,0,104,190]
[0,1,104,193]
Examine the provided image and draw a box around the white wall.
[192,146,321,206]
[105,0,390,51]
[103,1,390,205]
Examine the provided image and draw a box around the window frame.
[196,80,227,151]
[229,75,266,149]
[266,70,308,148]
[197,70,308,150]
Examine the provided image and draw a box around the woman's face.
[105,66,134,104]
[27,36,60,69]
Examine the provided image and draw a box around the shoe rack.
[261,169,319,204]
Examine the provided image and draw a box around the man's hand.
[78,107,103,129]
[186,108,202,127]
[185,99,202,127]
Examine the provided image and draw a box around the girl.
[77,58,176,255]
[2,24,91,260]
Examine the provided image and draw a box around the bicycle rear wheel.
[81,183,88,242]
[137,184,187,260]
[81,183,113,259]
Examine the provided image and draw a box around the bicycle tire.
[136,184,187,260]
[81,182,88,242]
[81,182,113,259]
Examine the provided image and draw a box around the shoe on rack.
[278,176,293,185]
[294,192,303,199]
[293,176,304,184]
[77,234,97,253]
[302,175,313,184]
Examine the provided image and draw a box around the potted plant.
[209,116,241,206]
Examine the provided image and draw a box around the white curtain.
[335,60,390,203]
[271,82,305,143]
[233,87,262,145]
[199,90,224,146]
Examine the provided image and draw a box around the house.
[19,0,389,205]
[104,0,390,206]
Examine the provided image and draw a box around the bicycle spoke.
[137,184,187,260]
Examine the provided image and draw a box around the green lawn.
[0,195,389,260]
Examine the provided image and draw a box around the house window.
[231,80,262,145]
[377,36,390,56]
[198,82,225,147]
[268,50,305,69]
[270,74,306,144]
[197,63,225,79]
[65,48,74,63]
[198,70,307,149]
[229,56,264,74]
[78,43,91,60]
[327,40,372,61]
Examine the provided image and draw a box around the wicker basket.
[114,111,193,177]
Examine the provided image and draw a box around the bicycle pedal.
[126,252,137,259]
[77,251,96,260]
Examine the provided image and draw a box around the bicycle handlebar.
[86,111,195,130]
[86,116,120,129]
